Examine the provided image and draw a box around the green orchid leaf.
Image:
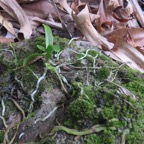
[43,24,53,47]
[51,45,61,52]
[46,45,61,60]
[46,45,54,54]
[46,44,60,52]
[46,52,52,60]
[23,53,45,66]
[37,45,46,52]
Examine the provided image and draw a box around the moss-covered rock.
[62,49,144,143]
[0,36,144,144]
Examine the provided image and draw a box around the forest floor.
[0,36,144,144]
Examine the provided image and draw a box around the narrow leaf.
[37,45,46,52]
[23,53,45,66]
[46,45,54,54]
[43,24,53,47]
[51,45,61,52]
[46,52,52,60]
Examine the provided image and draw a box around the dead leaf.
[105,27,144,55]
[0,0,32,40]
[96,0,118,33]
[0,13,16,36]
[72,5,114,50]
[0,36,14,43]
[108,36,144,72]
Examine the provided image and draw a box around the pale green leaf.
[37,45,46,52]
[43,24,53,48]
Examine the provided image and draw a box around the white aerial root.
[34,106,59,124]
[19,132,25,139]
[93,53,99,74]
[1,98,6,116]
[0,98,7,128]
[31,67,47,102]
[0,116,7,128]
[68,37,80,45]
[29,67,48,112]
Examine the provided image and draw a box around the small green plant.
[23,24,60,66]
[23,24,67,94]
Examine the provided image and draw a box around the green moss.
[85,131,115,144]
[16,67,37,91]
[54,36,70,49]
[95,67,110,81]
[0,131,4,143]
[0,35,144,143]
[124,80,144,96]
[98,53,111,62]
[66,98,95,128]
[65,65,144,143]
[87,49,98,57]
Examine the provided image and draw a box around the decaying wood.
[72,5,114,50]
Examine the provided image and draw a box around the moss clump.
[66,98,94,126]
[65,80,144,143]
[124,80,144,97]
[0,131,4,143]
[85,131,115,144]
[65,86,95,128]
[95,67,110,81]
[54,36,70,49]
[64,49,144,143]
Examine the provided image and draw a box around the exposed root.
[29,67,48,112]
[9,98,25,120]
[1,98,6,116]
[0,116,7,128]
[9,124,20,144]
[34,106,60,124]
[3,125,11,144]
[50,124,116,136]
[46,63,68,94]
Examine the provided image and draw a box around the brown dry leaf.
[16,0,39,3]
[0,0,32,40]
[131,0,144,28]
[54,0,72,14]
[108,0,133,21]
[70,0,86,13]
[108,36,144,72]
[0,13,16,36]
[20,0,66,33]
[0,36,14,43]
[105,27,144,55]
[107,0,120,10]
[136,46,144,55]
[21,0,60,20]
[96,0,117,33]
[72,5,114,50]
